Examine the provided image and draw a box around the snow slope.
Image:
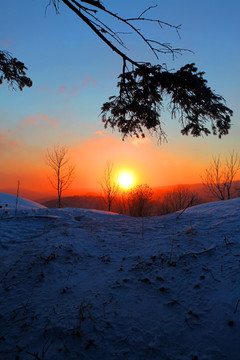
[0,193,240,359]
[0,192,46,210]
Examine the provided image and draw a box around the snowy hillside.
[0,192,46,210]
[0,193,240,359]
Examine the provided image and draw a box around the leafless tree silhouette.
[127,184,153,217]
[46,144,75,208]
[159,185,199,215]
[201,152,240,200]
[100,162,119,212]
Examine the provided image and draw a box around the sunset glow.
[0,1,239,201]
[118,172,134,189]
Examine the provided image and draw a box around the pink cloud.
[0,38,11,47]
[22,117,38,125]
[69,75,97,97]
[0,131,19,152]
[131,136,151,147]
[22,114,58,127]
[81,76,97,87]
[39,114,58,126]
[95,130,106,136]
[57,86,67,93]
[37,84,48,91]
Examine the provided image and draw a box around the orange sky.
[1,0,239,201]
[2,126,239,200]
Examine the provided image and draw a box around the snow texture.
[0,193,240,359]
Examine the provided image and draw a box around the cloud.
[0,131,19,152]
[57,86,67,93]
[37,84,48,91]
[94,130,106,136]
[81,76,97,88]
[131,136,151,147]
[22,117,38,125]
[0,38,11,47]
[37,75,96,97]
[69,75,97,97]
[21,114,58,127]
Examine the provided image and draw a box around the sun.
[118,172,134,189]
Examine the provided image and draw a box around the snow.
[0,192,46,210]
[0,193,240,359]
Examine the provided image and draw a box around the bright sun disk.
[118,173,134,189]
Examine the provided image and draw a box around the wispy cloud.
[81,76,97,87]
[69,75,97,97]
[37,84,48,92]
[0,38,11,47]
[57,86,67,93]
[21,114,58,127]
[131,136,151,147]
[37,75,96,98]
[94,130,106,136]
[0,131,19,151]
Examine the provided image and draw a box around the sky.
[0,0,240,199]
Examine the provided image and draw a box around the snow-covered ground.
[0,193,46,211]
[0,193,240,359]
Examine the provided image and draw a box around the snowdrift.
[0,192,46,210]
[0,194,240,359]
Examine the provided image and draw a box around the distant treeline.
[41,181,240,217]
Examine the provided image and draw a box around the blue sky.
[0,0,240,195]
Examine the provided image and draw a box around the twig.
[169,227,174,264]
[15,180,20,217]
[204,267,221,283]
[178,246,216,260]
[234,299,240,314]
[176,198,194,219]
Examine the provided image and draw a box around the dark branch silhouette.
[48,1,233,140]
[102,63,232,142]
[0,50,32,91]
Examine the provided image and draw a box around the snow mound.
[0,197,240,359]
[0,192,46,210]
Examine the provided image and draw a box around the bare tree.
[159,185,199,215]
[201,152,240,201]
[46,144,75,208]
[127,184,153,217]
[100,162,119,212]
